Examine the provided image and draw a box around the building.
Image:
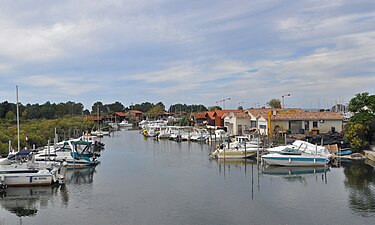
[193,110,243,127]
[223,108,343,136]
[102,112,127,123]
[125,110,144,122]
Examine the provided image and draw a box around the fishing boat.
[261,141,332,166]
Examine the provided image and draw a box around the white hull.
[1,172,53,187]
[210,148,258,159]
[261,153,329,166]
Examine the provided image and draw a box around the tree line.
[0,100,213,121]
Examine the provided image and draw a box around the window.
[251,121,257,128]
[313,121,318,128]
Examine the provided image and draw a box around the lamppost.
[217,97,231,110]
[282,94,291,109]
[238,101,244,109]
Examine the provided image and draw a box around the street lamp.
[217,97,231,110]
[282,94,291,109]
[238,101,244,109]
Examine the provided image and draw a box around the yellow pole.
[268,110,272,138]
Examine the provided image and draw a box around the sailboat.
[0,86,67,189]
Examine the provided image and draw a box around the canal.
[1,130,375,225]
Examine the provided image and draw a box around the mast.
[16,85,20,152]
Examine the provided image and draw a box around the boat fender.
[288,158,291,163]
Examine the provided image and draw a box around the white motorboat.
[119,120,132,128]
[229,136,260,148]
[34,140,99,168]
[210,143,259,159]
[261,141,332,166]
[0,155,67,188]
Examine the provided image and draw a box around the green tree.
[147,105,165,119]
[5,111,16,123]
[267,99,281,108]
[208,106,222,111]
[106,101,125,112]
[344,92,375,151]
[344,122,369,152]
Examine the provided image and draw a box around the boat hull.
[262,154,329,166]
[211,149,257,159]
[1,172,53,187]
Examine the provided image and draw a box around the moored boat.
[261,141,332,166]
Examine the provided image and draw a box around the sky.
[0,0,374,110]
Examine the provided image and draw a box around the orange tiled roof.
[194,113,206,119]
[213,110,243,118]
[205,111,216,120]
[128,110,143,114]
[274,111,343,120]
[114,112,126,117]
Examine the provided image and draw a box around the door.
[237,125,243,135]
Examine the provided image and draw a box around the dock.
[364,150,375,162]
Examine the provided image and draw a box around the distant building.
[193,110,243,127]
[222,108,344,136]
[125,110,144,122]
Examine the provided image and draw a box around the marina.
[0,130,374,225]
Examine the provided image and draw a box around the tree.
[344,92,375,151]
[132,102,154,113]
[344,122,370,152]
[106,101,125,112]
[267,99,281,108]
[348,92,375,124]
[208,106,222,111]
[147,105,165,119]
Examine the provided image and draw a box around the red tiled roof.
[194,113,206,119]
[246,108,343,120]
[274,111,343,120]
[213,110,243,118]
[128,110,143,114]
[114,112,126,117]
[205,112,216,120]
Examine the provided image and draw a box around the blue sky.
[0,0,374,110]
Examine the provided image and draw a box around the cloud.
[0,0,374,109]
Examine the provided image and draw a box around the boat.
[336,148,353,156]
[0,155,67,188]
[34,140,100,168]
[210,143,259,159]
[119,120,132,128]
[229,136,259,148]
[0,87,67,188]
[261,141,332,166]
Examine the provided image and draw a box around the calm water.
[1,130,375,225]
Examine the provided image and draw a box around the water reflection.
[65,167,96,184]
[0,166,96,220]
[211,158,256,176]
[0,186,63,217]
[263,166,329,184]
[342,159,375,215]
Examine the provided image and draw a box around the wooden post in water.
[245,142,247,158]
[284,133,287,145]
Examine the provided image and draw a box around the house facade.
[125,110,144,122]
[223,108,343,136]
